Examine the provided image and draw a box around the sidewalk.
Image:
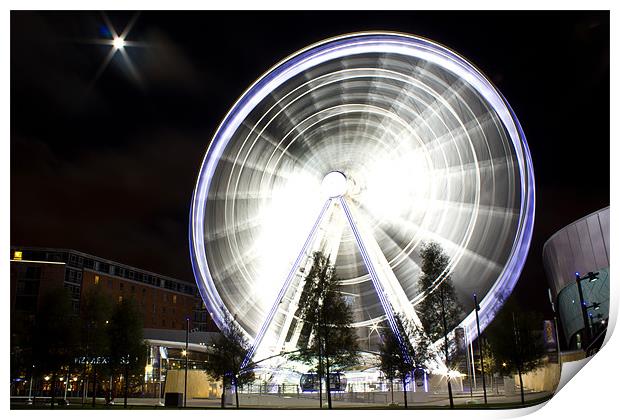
[131,390,552,409]
[11,390,553,409]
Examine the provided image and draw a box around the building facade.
[542,207,610,352]
[10,246,217,332]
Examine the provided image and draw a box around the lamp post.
[547,288,562,364]
[464,326,473,399]
[440,286,454,409]
[473,293,487,404]
[92,360,97,408]
[63,374,69,401]
[575,272,599,349]
[27,365,34,405]
[158,346,164,406]
[585,302,600,350]
[184,316,189,408]
[512,312,525,405]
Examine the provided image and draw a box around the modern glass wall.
[556,267,609,348]
[543,207,610,351]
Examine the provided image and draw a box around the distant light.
[44,376,50,381]
[181,350,187,357]
[13,250,22,260]
[502,362,507,367]
[113,37,126,50]
[575,272,580,277]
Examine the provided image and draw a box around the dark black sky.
[11,11,609,317]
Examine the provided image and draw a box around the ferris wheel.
[189,32,535,365]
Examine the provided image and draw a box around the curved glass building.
[543,207,610,352]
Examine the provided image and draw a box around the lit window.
[118,296,123,303]
[13,251,22,260]
[173,295,177,304]
[94,275,100,285]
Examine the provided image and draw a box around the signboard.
[544,320,559,363]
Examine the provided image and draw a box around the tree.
[80,287,113,405]
[10,311,35,393]
[107,296,147,408]
[32,287,79,407]
[378,315,432,408]
[291,252,360,409]
[485,298,545,404]
[416,242,462,409]
[203,309,255,408]
[379,330,400,405]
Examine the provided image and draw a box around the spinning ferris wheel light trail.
[189,32,535,370]
[242,198,333,367]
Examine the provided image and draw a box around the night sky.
[11,11,609,317]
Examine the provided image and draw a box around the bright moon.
[113,37,126,50]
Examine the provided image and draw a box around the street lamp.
[184,316,189,408]
[473,293,487,404]
[63,374,70,401]
[575,272,599,349]
[157,346,164,406]
[27,365,35,405]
